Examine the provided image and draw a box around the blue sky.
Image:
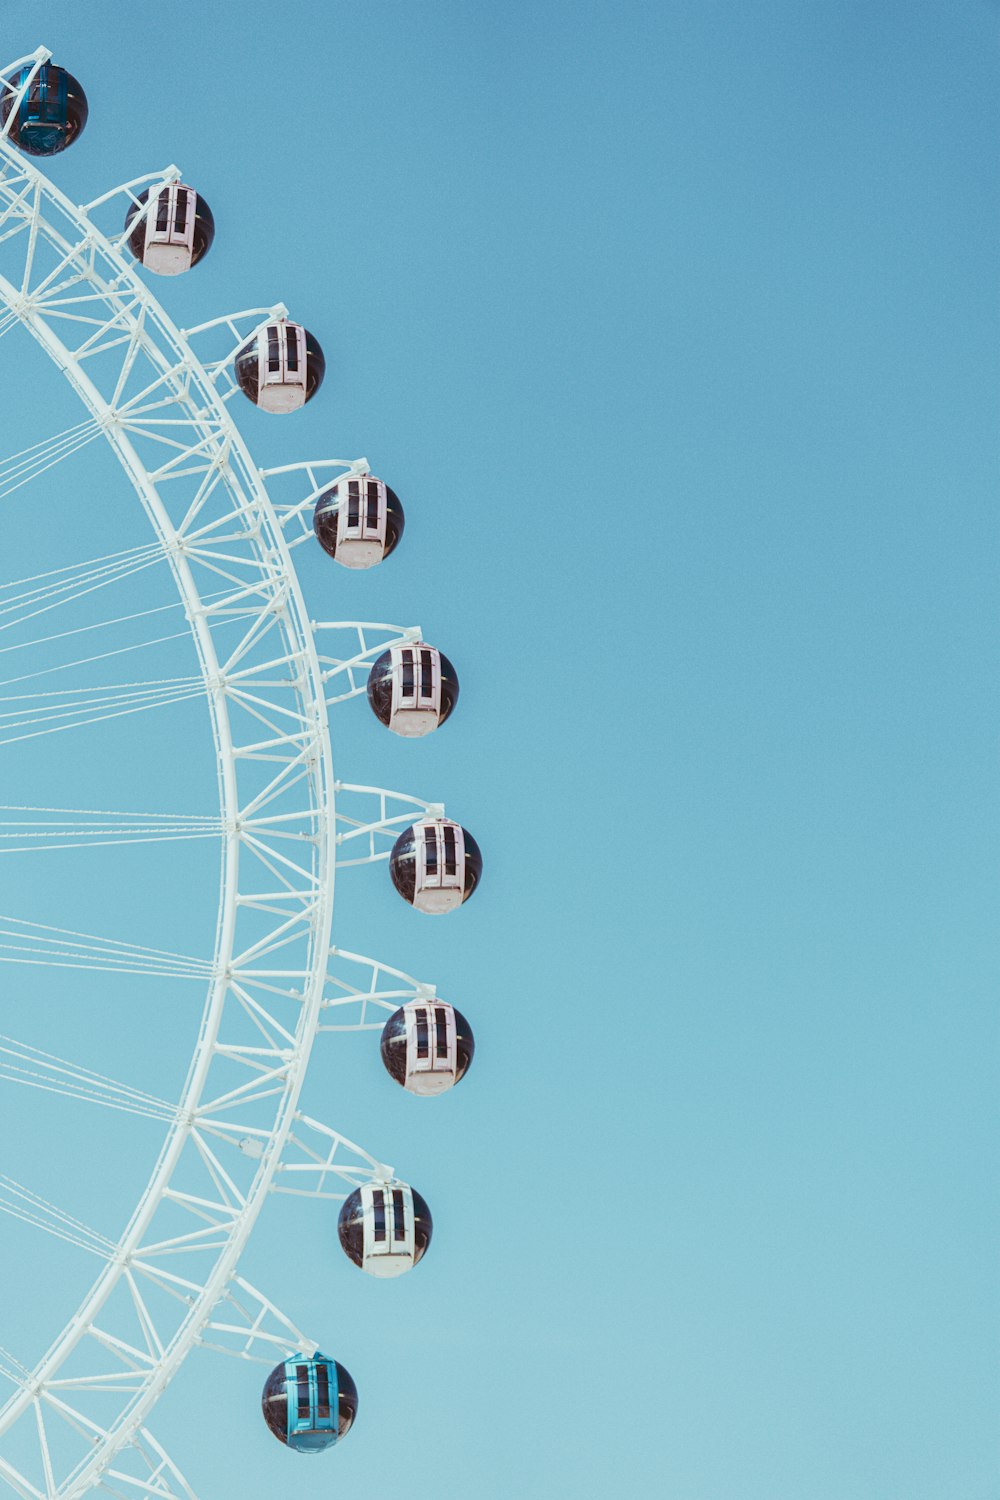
[0,2,996,1497]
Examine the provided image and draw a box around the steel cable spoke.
[0,1033,177,1121]
[0,1175,117,1260]
[0,423,104,502]
[0,804,221,856]
[0,914,213,980]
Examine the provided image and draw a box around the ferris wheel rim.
[0,129,337,1495]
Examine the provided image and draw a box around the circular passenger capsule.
[313,473,404,569]
[367,643,458,737]
[235,320,325,414]
[337,1180,432,1277]
[123,183,215,275]
[381,999,475,1096]
[261,1353,357,1452]
[1,63,88,155]
[389,819,482,914]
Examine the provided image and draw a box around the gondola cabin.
[380,999,475,1096]
[389,818,482,914]
[337,1181,432,1277]
[261,1353,357,1452]
[124,183,215,275]
[1,63,88,155]
[367,642,459,737]
[313,474,405,568]
[235,320,325,413]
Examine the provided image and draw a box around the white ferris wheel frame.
[0,46,453,1500]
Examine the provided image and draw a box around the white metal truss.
[262,458,373,550]
[0,47,456,1500]
[94,1430,199,1500]
[320,947,440,1032]
[272,1115,393,1202]
[195,1277,314,1365]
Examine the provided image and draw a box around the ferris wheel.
[0,47,482,1499]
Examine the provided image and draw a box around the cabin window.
[420,649,434,699]
[315,1363,331,1420]
[443,824,457,877]
[415,1007,429,1058]
[400,649,415,700]
[372,1188,387,1242]
[295,1366,311,1420]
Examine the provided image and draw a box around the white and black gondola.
[389,817,482,914]
[235,318,325,413]
[380,999,474,1096]
[124,182,215,275]
[337,1179,432,1278]
[367,641,458,737]
[313,473,405,568]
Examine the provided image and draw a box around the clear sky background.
[0,2,996,1497]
